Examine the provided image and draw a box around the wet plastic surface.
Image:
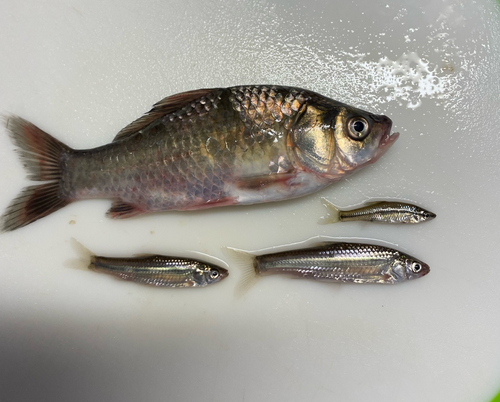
[1,1,500,401]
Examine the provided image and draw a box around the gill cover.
[290,104,335,174]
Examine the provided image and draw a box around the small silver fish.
[70,239,228,287]
[320,198,436,224]
[225,241,430,295]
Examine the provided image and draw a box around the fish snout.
[420,262,431,276]
[219,267,230,280]
[379,115,393,127]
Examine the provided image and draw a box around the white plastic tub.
[1,1,499,401]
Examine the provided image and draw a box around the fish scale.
[250,242,429,284]
[69,240,229,288]
[320,199,436,224]
[66,87,301,211]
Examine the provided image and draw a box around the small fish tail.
[318,197,340,224]
[222,247,259,298]
[1,116,73,231]
[66,238,95,270]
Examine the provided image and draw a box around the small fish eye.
[210,270,219,279]
[348,117,370,140]
[411,262,422,273]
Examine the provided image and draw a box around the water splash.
[372,53,448,108]
[310,50,457,110]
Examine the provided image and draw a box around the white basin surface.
[1,1,500,401]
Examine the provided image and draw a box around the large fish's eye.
[348,117,370,140]
[411,262,422,273]
[210,270,220,279]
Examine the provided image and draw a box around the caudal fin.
[222,247,259,298]
[318,197,340,224]
[0,116,73,231]
[65,238,95,270]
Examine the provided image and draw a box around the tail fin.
[318,197,340,224]
[65,238,95,270]
[222,247,259,298]
[0,116,73,231]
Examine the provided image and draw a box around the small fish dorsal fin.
[112,88,217,142]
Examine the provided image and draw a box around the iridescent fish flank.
[320,198,437,224]
[70,239,228,288]
[225,242,430,295]
[1,85,398,231]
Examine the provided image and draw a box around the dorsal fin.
[112,88,217,142]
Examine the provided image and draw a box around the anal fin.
[178,196,237,211]
[106,200,144,219]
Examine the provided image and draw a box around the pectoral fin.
[235,173,297,190]
[106,200,144,219]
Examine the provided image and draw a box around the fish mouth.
[372,130,400,163]
[379,130,400,152]
[374,115,398,154]
[420,263,431,276]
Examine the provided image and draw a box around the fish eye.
[348,117,370,140]
[411,262,422,273]
[210,270,219,279]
